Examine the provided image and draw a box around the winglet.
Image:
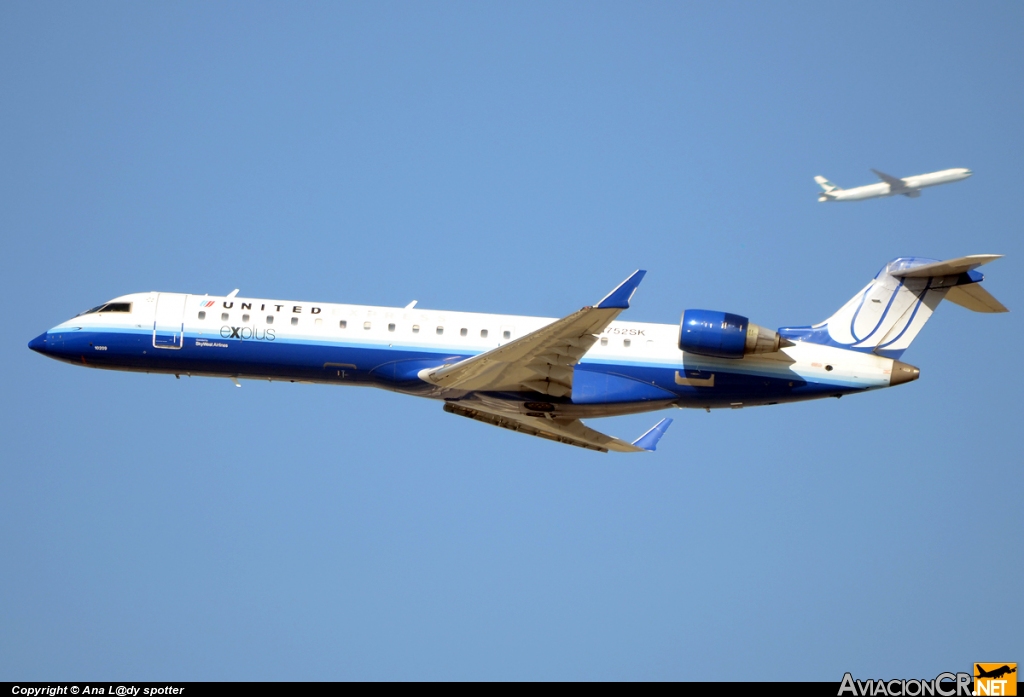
[596,270,647,309]
[631,417,673,452]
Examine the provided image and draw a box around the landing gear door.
[153,293,188,349]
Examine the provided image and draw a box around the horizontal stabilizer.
[893,254,1003,278]
[631,418,673,452]
[946,284,1009,313]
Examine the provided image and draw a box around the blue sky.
[2,2,1021,680]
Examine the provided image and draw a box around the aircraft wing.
[871,168,909,191]
[419,270,646,398]
[443,402,672,453]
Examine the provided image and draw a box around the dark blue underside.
[37,329,861,408]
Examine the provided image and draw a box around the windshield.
[77,302,132,316]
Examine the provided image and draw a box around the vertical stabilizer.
[819,261,950,357]
[779,255,1005,358]
[814,175,841,192]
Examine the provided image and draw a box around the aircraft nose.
[28,331,50,354]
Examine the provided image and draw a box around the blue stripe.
[850,279,904,345]
[874,280,933,352]
[40,327,878,409]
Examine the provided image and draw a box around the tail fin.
[779,255,1006,358]
[814,175,841,192]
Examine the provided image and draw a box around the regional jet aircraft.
[815,168,972,202]
[29,254,1006,453]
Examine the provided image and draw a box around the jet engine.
[678,309,785,359]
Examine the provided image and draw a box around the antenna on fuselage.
[226,289,239,298]
[405,300,417,309]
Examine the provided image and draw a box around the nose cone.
[28,332,50,354]
[889,360,920,386]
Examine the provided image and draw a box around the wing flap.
[420,271,646,396]
[443,402,645,453]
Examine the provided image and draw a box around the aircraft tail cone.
[889,361,920,386]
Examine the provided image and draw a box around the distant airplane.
[28,255,1007,453]
[815,168,972,202]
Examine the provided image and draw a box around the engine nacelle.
[678,309,783,359]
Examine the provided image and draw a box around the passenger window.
[315,318,322,327]
[460,328,467,337]
[221,313,229,321]
[388,323,396,332]
[412,325,420,333]
[267,316,274,324]
[291,317,298,326]
[242,314,250,322]
[198,311,206,320]
[436,326,444,335]
[503,330,511,339]
[364,321,371,330]
[480,329,488,338]
[624,339,631,347]
[600,336,608,346]
[339,320,347,329]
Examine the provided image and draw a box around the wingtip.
[632,417,673,452]
[596,269,647,310]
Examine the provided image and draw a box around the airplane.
[815,168,972,202]
[975,665,1016,680]
[28,254,1007,453]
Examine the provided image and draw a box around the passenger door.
[153,293,188,349]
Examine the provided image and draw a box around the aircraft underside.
[48,327,864,420]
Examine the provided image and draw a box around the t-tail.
[779,255,1008,359]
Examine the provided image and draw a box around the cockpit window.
[100,302,132,313]
[78,302,132,316]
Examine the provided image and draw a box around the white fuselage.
[30,291,902,418]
